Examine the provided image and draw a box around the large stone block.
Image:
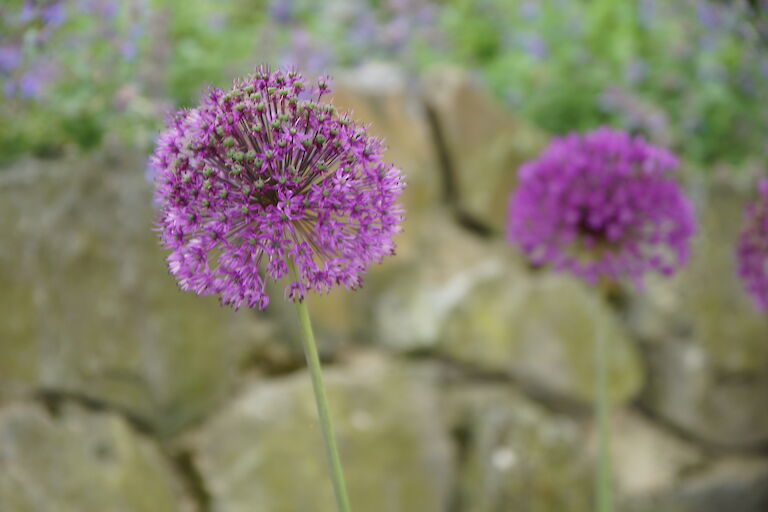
[421,66,548,233]
[630,182,768,447]
[0,151,262,435]
[190,353,455,512]
[626,457,768,512]
[450,387,736,512]
[440,273,644,405]
[0,402,187,512]
[449,384,592,512]
[332,62,444,259]
[610,412,703,499]
[373,213,512,351]
[374,212,643,405]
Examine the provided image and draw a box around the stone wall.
[1,64,767,512]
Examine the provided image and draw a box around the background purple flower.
[41,2,67,28]
[278,29,333,77]
[736,179,768,311]
[0,45,22,73]
[18,63,53,98]
[151,67,405,310]
[507,127,696,284]
[518,33,547,60]
[268,0,295,25]
[18,1,37,24]
[1,1,66,99]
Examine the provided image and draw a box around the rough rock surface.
[421,66,548,233]
[0,152,260,435]
[626,457,768,512]
[373,214,511,351]
[1,66,767,511]
[609,411,703,498]
[0,402,187,512]
[191,353,455,512]
[630,183,768,447]
[449,384,592,512]
[440,272,645,405]
[375,212,643,405]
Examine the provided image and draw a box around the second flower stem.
[294,293,352,512]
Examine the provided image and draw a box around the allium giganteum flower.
[151,67,404,309]
[736,179,768,311]
[507,127,695,284]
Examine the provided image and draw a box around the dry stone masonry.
[1,64,767,511]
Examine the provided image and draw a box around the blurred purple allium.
[736,179,768,311]
[150,67,405,310]
[507,127,695,284]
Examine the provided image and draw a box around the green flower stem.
[292,275,352,512]
[595,306,613,512]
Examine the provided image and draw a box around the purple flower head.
[696,1,721,30]
[0,45,22,73]
[736,179,768,311]
[17,60,56,99]
[150,66,405,310]
[519,33,548,60]
[268,0,295,25]
[41,2,67,28]
[19,1,36,24]
[507,127,695,285]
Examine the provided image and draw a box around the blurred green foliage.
[1,0,766,167]
[162,0,268,105]
[441,0,768,164]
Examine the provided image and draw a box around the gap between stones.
[17,343,768,512]
[32,389,213,512]
[421,96,496,239]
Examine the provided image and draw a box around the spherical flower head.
[507,127,695,285]
[736,179,768,311]
[150,66,405,310]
